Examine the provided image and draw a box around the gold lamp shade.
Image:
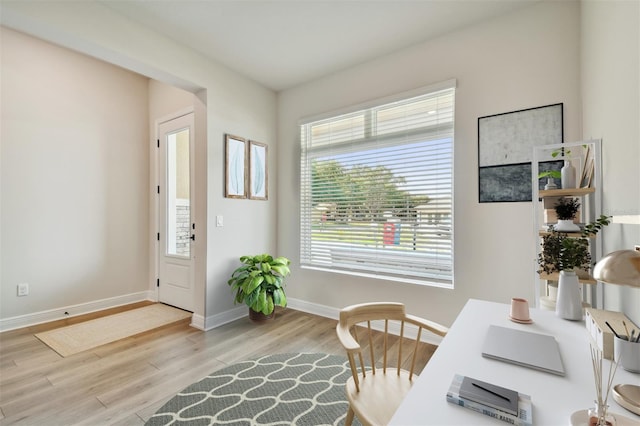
[593,250,640,287]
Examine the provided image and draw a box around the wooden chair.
[335,302,448,426]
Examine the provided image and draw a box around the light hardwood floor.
[0,304,436,426]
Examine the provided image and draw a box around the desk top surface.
[390,299,640,425]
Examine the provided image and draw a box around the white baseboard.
[287,298,443,346]
[190,313,206,330]
[201,299,337,332]
[5,294,444,347]
[287,297,341,320]
[203,305,247,331]
[0,291,155,332]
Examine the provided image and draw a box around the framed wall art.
[225,134,247,199]
[580,144,595,188]
[249,140,268,200]
[478,103,563,202]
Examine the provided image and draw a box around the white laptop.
[481,325,566,376]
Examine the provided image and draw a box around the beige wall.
[581,0,640,324]
[1,27,150,318]
[277,1,584,326]
[0,1,277,328]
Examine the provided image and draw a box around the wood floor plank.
[0,305,437,425]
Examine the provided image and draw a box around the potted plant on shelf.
[537,215,611,320]
[553,197,581,232]
[538,170,561,190]
[227,254,291,321]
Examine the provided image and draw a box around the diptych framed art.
[224,134,268,200]
[478,103,563,202]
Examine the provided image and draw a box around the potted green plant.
[538,170,561,190]
[553,197,580,232]
[227,254,291,321]
[537,215,611,320]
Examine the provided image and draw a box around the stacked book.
[446,374,533,426]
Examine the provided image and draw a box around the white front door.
[158,113,195,311]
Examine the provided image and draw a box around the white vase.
[561,160,576,189]
[544,177,558,190]
[556,270,583,320]
[554,219,581,232]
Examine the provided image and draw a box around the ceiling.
[100,1,538,92]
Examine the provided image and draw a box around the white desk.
[390,299,640,425]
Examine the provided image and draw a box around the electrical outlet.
[17,283,29,296]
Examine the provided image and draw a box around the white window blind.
[300,84,455,287]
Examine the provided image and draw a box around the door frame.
[153,107,196,311]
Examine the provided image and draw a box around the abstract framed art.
[478,103,563,202]
[248,140,268,200]
[225,134,247,199]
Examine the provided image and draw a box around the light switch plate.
[17,283,29,296]
[216,215,223,227]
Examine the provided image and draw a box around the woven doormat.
[35,304,191,357]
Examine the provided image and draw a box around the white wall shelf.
[532,139,603,310]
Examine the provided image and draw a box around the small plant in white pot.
[537,215,611,320]
[538,170,560,190]
[553,197,581,232]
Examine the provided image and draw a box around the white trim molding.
[203,305,247,331]
[190,313,206,330]
[0,291,155,332]
[2,294,443,347]
[287,298,340,321]
[287,298,443,346]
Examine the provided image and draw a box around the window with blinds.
[300,83,455,287]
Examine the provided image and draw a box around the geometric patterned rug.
[145,353,362,426]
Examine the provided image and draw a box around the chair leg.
[345,406,355,426]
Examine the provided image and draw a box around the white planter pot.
[556,270,583,320]
[554,219,581,232]
[544,177,558,190]
[547,282,558,300]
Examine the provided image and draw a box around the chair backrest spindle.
[366,321,376,375]
[409,326,423,379]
